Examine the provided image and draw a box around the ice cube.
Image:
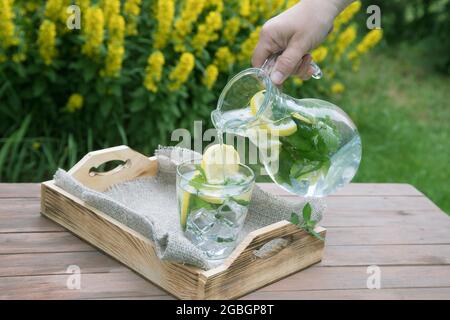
[216,200,248,227]
[188,208,216,234]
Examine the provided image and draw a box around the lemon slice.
[198,191,225,204]
[266,118,297,136]
[291,112,312,124]
[233,188,253,204]
[180,191,191,229]
[201,144,240,184]
[250,90,266,116]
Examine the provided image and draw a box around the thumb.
[271,43,308,85]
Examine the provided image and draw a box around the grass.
[327,44,450,214]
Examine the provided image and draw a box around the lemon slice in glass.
[180,191,191,230]
[201,144,240,185]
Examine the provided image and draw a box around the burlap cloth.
[54,146,324,270]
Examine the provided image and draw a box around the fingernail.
[271,71,284,84]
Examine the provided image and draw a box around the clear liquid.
[213,104,362,197]
[178,170,251,259]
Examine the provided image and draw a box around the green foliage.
[360,0,450,74]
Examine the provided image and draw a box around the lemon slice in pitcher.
[250,90,267,116]
[266,118,297,136]
[201,144,240,184]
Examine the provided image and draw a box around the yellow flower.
[102,45,125,77]
[331,82,345,94]
[82,6,105,58]
[191,11,222,52]
[335,25,357,60]
[168,52,195,91]
[311,46,328,63]
[239,0,250,17]
[75,0,90,13]
[214,47,235,71]
[66,93,84,112]
[334,1,361,30]
[144,51,165,92]
[32,141,41,150]
[263,0,284,19]
[0,0,19,50]
[107,13,125,45]
[12,52,26,63]
[123,0,142,36]
[100,0,120,27]
[223,17,240,43]
[44,0,64,21]
[355,29,383,55]
[38,20,57,65]
[293,78,303,86]
[153,0,175,49]
[173,0,205,46]
[202,64,219,89]
[285,0,299,9]
[102,14,125,77]
[238,26,261,62]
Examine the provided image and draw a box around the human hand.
[252,0,346,85]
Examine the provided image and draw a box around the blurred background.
[0,0,448,213]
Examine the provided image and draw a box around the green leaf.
[303,202,312,222]
[290,212,300,225]
[130,98,146,112]
[309,229,325,241]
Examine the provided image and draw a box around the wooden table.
[1,183,449,300]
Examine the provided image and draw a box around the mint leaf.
[303,203,312,222]
[290,212,299,225]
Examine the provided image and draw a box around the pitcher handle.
[261,51,323,80]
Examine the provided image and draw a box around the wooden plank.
[0,272,169,300]
[0,183,40,198]
[258,183,423,197]
[242,287,450,300]
[326,225,450,246]
[321,209,450,227]
[322,244,450,266]
[257,265,450,292]
[0,252,127,277]
[0,232,95,254]
[0,199,63,233]
[324,196,443,212]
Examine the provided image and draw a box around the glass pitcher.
[211,54,362,197]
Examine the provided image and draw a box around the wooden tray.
[40,145,326,299]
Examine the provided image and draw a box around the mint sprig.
[290,202,324,241]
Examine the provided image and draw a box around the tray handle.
[68,145,158,192]
[204,221,325,275]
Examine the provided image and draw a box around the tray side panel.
[40,182,202,299]
[202,227,326,299]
